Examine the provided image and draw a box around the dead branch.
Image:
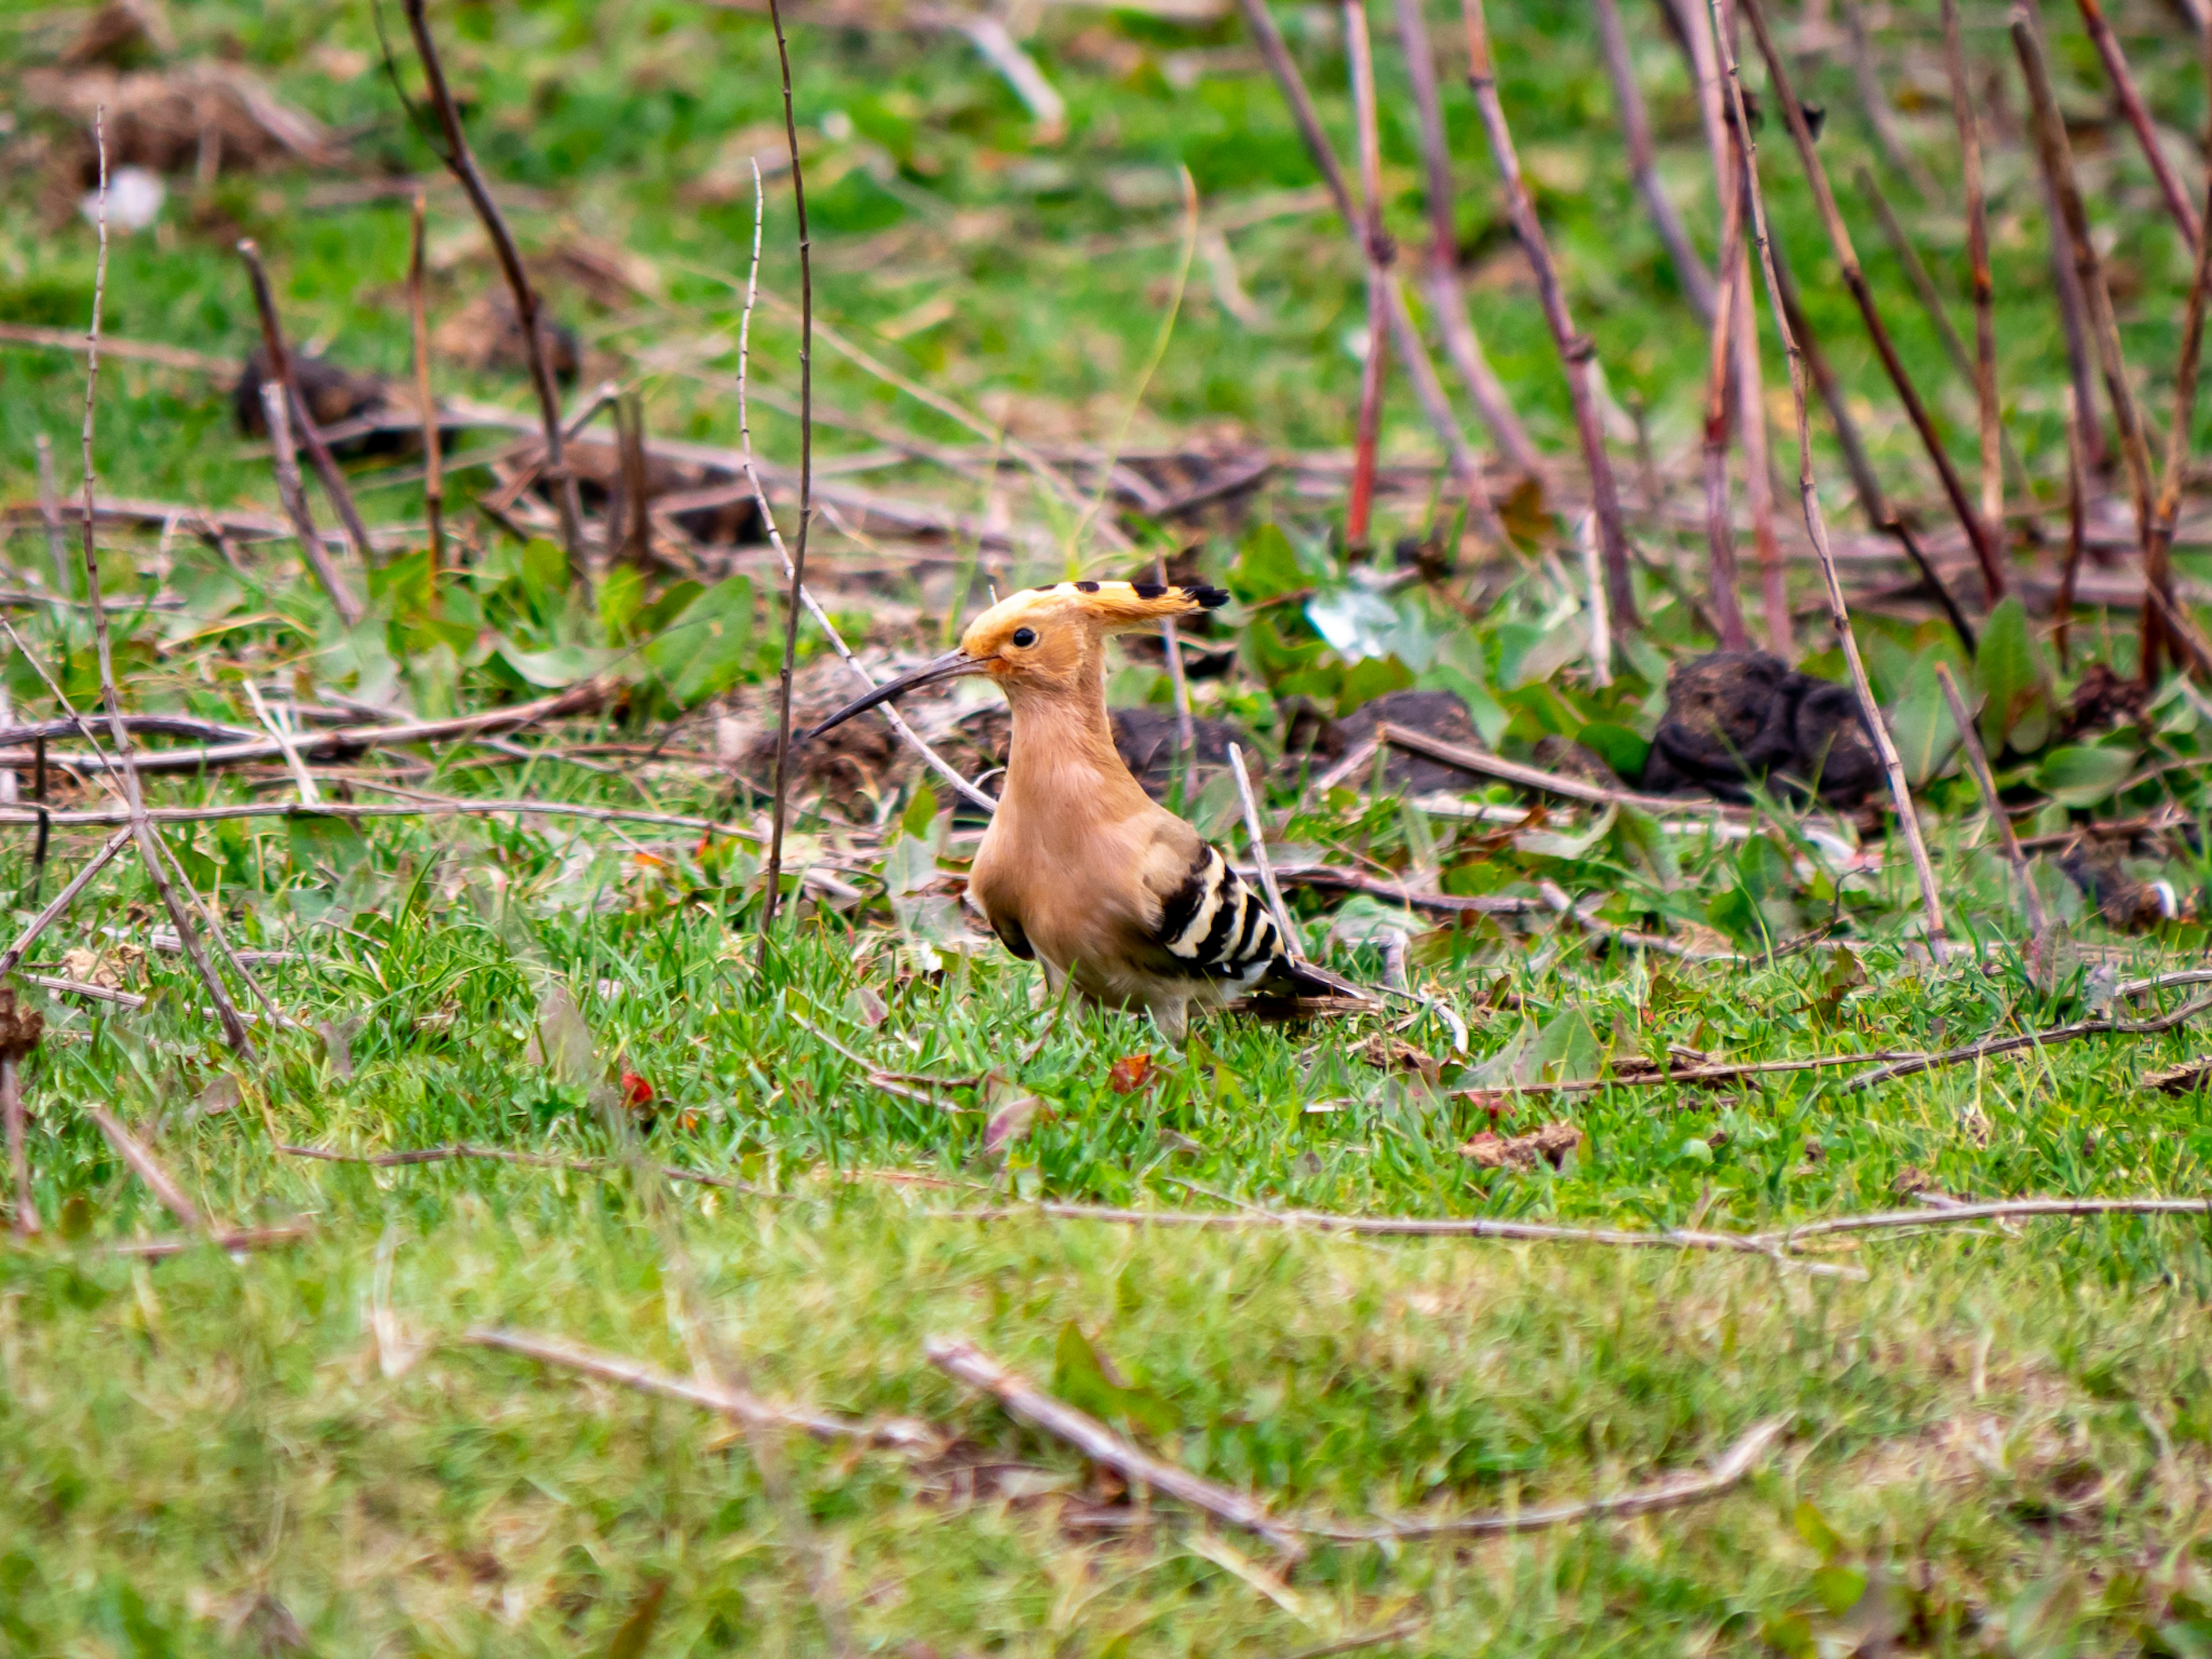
[1941,0,2006,536]
[1722,0,1953,963]
[237,238,376,565]
[926,1335,1312,1557]
[1592,0,1715,322]
[1744,0,2005,602]
[0,824,134,978]
[2014,10,2164,676]
[408,193,446,578]
[1373,721,1740,815]
[1851,993,2212,1086]
[260,385,367,627]
[1391,0,1541,472]
[86,1222,315,1259]
[2145,34,2212,684]
[275,1140,775,1196]
[1933,663,2047,931]
[1461,0,1635,625]
[1342,0,1391,550]
[84,1104,205,1233]
[74,118,256,1060]
[468,1326,944,1449]
[2070,0,2201,244]
[757,0,817,955]
[399,0,586,582]
[1290,1415,1788,1541]
[2058,387,2088,665]
[1767,1195,2212,1247]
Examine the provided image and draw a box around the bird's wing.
[1138,831,1290,984]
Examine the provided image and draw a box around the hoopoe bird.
[804,581,1365,1040]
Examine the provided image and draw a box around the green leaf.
[1812,1564,1869,1616]
[1336,653,1414,713]
[496,639,619,689]
[1529,1007,1601,1084]
[520,536,569,610]
[1051,1323,1179,1437]
[1971,597,2051,755]
[1575,721,1649,781]
[900,782,938,842]
[1886,657,1960,787]
[643,576,756,706]
[597,562,648,642]
[1794,1499,1844,1560]
[1230,522,1306,601]
[2035,744,2138,809]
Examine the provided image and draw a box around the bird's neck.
[1001,671,1152,830]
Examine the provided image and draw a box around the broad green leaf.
[899,782,938,842]
[2035,744,2138,808]
[1886,658,1960,787]
[643,576,756,706]
[519,536,569,610]
[496,638,619,688]
[1575,721,1649,781]
[1230,522,1305,600]
[1971,597,2051,755]
[1813,1564,1869,1616]
[1794,1499,1844,1560]
[597,561,647,642]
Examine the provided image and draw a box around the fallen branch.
[1850,993,2212,1087]
[83,1222,315,1259]
[1374,722,1737,815]
[469,1326,943,1450]
[1290,1415,1788,1541]
[84,1104,206,1232]
[275,1140,770,1196]
[927,1335,1312,1558]
[1766,1195,2212,1248]
[0,823,134,977]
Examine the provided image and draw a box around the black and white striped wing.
[1151,843,1287,984]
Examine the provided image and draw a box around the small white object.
[85,166,165,233]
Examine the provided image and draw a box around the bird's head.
[799,580,1228,742]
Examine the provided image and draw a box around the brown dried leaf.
[2146,1059,2212,1096]
[1460,1121,1582,1171]
[983,1095,1047,1156]
[1107,1053,1156,1095]
[1354,1033,1440,1083]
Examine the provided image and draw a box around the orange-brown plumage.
[804,580,1354,1038]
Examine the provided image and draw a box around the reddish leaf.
[1107,1054,1154,1095]
[622,1069,654,1109]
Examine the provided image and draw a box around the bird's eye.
[1010,627,1037,648]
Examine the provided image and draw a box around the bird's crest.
[960,580,1228,654]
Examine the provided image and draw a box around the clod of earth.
[1638,651,1883,805]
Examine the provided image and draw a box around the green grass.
[3,0,2212,1649]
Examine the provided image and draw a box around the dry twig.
[400,0,586,581]
[259,385,366,626]
[1851,994,2212,1087]
[85,1104,206,1233]
[408,192,445,580]
[469,1327,942,1450]
[2070,0,2201,244]
[1722,0,1952,962]
[1461,0,1635,626]
[1933,662,2048,933]
[237,238,375,564]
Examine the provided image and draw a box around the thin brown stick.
[757,0,816,957]
[3,1059,35,1238]
[1593,0,1716,322]
[1374,721,1740,814]
[1717,0,1952,961]
[1290,1415,1789,1541]
[407,193,445,585]
[1770,1195,2212,1245]
[1702,138,1752,650]
[1941,0,2005,536]
[2040,171,2109,475]
[1853,992,2212,1086]
[1461,0,1637,627]
[1734,237,1791,658]
[2071,0,2202,244]
[260,386,367,627]
[0,795,758,838]
[275,1139,773,1195]
[84,1104,206,1232]
[1391,0,1542,472]
[2015,10,2162,676]
[236,239,376,565]
[89,1222,315,1259]
[1741,0,2005,603]
[731,169,995,816]
[1343,0,1391,552]
[76,117,256,1060]
[0,823,134,978]
[2058,387,2088,666]
[1836,0,1940,200]
[927,1335,1312,1556]
[1770,247,1975,652]
[1458,1046,1926,1096]
[2144,52,2212,685]
[3,675,606,777]
[1855,165,2031,503]
[1933,661,2050,933]
[468,1327,942,1449]
[1230,0,1495,502]
[33,434,70,596]
[399,0,586,584]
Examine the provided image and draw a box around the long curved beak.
[799,649,989,744]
